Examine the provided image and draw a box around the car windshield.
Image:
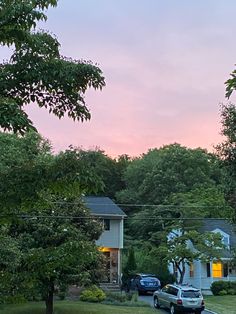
[181,290,201,298]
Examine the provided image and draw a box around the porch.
[99,247,121,284]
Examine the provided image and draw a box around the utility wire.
[0,214,230,221]
[51,201,228,208]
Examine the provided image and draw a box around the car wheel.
[154,296,160,309]
[195,311,202,314]
[170,304,177,314]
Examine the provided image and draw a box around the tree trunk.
[175,261,185,284]
[179,261,186,284]
[45,281,54,314]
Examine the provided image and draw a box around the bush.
[80,285,106,302]
[218,289,227,296]
[211,280,236,296]
[102,291,146,307]
[131,292,138,302]
[227,289,235,295]
[2,294,26,304]
[229,281,236,293]
[104,292,128,303]
[211,281,229,295]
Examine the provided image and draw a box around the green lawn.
[0,301,157,314]
[205,295,236,314]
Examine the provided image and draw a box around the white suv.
[153,284,205,314]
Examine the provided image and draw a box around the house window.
[223,236,229,247]
[189,263,194,277]
[206,263,211,277]
[223,263,228,277]
[212,262,223,278]
[103,219,110,231]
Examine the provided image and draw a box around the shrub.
[227,288,235,295]
[229,281,236,294]
[218,289,227,296]
[3,294,26,304]
[131,292,138,302]
[80,285,106,302]
[104,292,127,303]
[211,281,229,295]
[102,291,146,307]
[211,280,236,296]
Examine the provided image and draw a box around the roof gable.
[83,196,126,217]
[202,219,236,250]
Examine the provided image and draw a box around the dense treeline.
[0,104,235,290]
[0,105,233,293]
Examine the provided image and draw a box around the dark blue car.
[130,273,161,295]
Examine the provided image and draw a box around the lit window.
[212,262,223,278]
[189,263,194,277]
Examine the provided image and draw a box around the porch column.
[118,249,121,284]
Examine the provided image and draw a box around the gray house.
[83,196,126,283]
[180,219,236,293]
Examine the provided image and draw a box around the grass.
[0,301,157,314]
[205,295,236,314]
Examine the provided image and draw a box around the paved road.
[138,295,212,314]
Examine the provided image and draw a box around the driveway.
[138,295,214,314]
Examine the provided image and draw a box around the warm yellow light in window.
[212,262,223,278]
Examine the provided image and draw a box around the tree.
[0,133,107,313]
[131,243,175,287]
[167,185,232,219]
[158,224,224,284]
[117,144,223,210]
[216,103,236,221]
[9,194,102,314]
[52,148,131,199]
[0,131,53,213]
[0,0,105,134]
[0,133,111,213]
[123,247,137,275]
[122,247,137,290]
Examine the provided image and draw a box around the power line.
[0,214,230,221]
[51,201,229,209]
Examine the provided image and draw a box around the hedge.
[210,281,236,296]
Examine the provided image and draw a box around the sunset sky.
[3,0,236,157]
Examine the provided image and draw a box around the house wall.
[183,261,236,291]
[183,260,202,288]
[96,218,124,249]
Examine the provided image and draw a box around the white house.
[170,219,236,293]
[83,196,126,284]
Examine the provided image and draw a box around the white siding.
[96,219,124,248]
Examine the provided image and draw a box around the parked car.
[153,284,205,314]
[129,273,161,294]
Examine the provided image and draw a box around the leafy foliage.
[158,222,224,284]
[211,281,236,296]
[123,248,137,277]
[0,132,107,314]
[80,285,106,303]
[6,193,103,313]
[117,144,224,210]
[0,0,105,134]
[216,103,236,220]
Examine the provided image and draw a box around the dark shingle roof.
[83,196,126,217]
